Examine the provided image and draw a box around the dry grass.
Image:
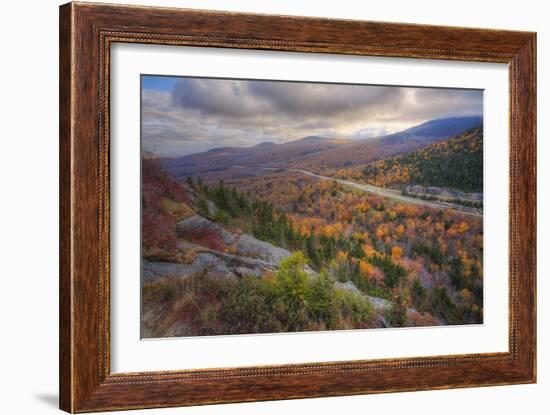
[142,246,199,264]
[162,198,195,221]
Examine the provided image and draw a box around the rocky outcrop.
[145,204,324,283]
[174,214,293,272]
[176,214,292,264]
[143,233,292,282]
[235,234,290,264]
[177,215,236,245]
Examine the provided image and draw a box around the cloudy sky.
[141,75,483,157]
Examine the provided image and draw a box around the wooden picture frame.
[59,2,536,412]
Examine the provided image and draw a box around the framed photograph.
[59,2,536,412]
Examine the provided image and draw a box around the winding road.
[260,167,483,218]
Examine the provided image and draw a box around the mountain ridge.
[162,116,482,179]
[292,116,483,172]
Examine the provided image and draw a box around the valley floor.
[263,167,483,217]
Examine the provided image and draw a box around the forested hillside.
[142,128,484,337]
[225,170,484,326]
[360,128,483,192]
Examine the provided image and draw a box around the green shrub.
[144,252,375,336]
[334,289,373,327]
[219,275,282,334]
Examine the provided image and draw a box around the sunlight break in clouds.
[141,75,483,156]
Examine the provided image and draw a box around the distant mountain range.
[162,116,482,179]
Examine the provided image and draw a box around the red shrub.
[141,158,190,251]
[179,227,226,252]
[142,158,190,204]
[142,209,178,250]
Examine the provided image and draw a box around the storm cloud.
[142,76,483,156]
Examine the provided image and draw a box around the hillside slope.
[360,127,483,192]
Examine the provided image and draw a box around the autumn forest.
[141,76,484,338]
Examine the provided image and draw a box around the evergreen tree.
[305,229,319,269]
